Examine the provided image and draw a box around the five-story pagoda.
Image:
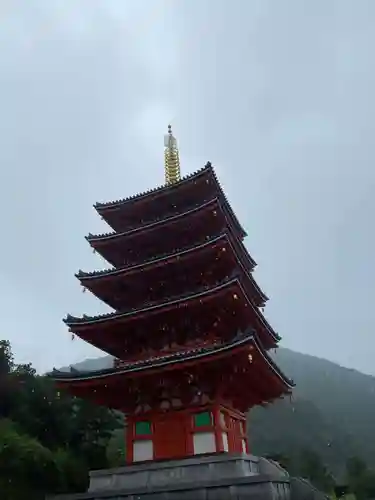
[50,126,293,464]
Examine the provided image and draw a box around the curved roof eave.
[93,162,247,239]
[48,331,294,388]
[76,232,266,305]
[94,164,210,211]
[48,333,255,381]
[64,276,279,345]
[76,233,228,281]
[64,277,240,326]
[86,197,220,243]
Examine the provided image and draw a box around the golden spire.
[164,124,181,185]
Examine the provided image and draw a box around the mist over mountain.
[65,347,375,474]
[251,348,375,474]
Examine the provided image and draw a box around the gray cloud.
[0,0,374,374]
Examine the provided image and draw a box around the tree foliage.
[298,449,335,493]
[273,348,375,470]
[0,339,14,374]
[0,340,121,499]
[345,457,375,500]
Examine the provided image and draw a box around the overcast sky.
[1,0,374,375]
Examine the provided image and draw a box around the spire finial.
[164,124,181,185]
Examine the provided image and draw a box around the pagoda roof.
[64,277,280,352]
[76,233,266,306]
[77,233,223,279]
[77,233,226,279]
[49,331,294,390]
[95,165,209,210]
[93,163,247,238]
[64,277,276,335]
[65,278,235,326]
[86,197,225,243]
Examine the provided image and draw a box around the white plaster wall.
[133,440,153,462]
[219,411,226,426]
[193,432,216,454]
[241,439,247,453]
[222,432,229,452]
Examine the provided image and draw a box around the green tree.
[346,456,367,480]
[0,340,121,498]
[0,339,13,375]
[107,427,126,466]
[0,419,60,499]
[299,449,335,493]
[346,457,375,500]
[0,340,16,418]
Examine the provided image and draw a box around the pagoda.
[51,126,294,465]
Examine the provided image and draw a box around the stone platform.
[48,453,327,500]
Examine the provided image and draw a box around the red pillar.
[213,406,224,453]
[216,405,247,454]
[125,417,134,464]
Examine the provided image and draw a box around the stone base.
[89,453,264,492]
[47,453,326,500]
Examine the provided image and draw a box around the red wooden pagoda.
[51,126,293,464]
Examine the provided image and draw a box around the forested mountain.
[265,348,375,472]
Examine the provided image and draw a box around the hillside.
[272,349,375,467]
[67,348,375,474]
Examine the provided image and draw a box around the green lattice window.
[194,411,212,427]
[135,421,152,436]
